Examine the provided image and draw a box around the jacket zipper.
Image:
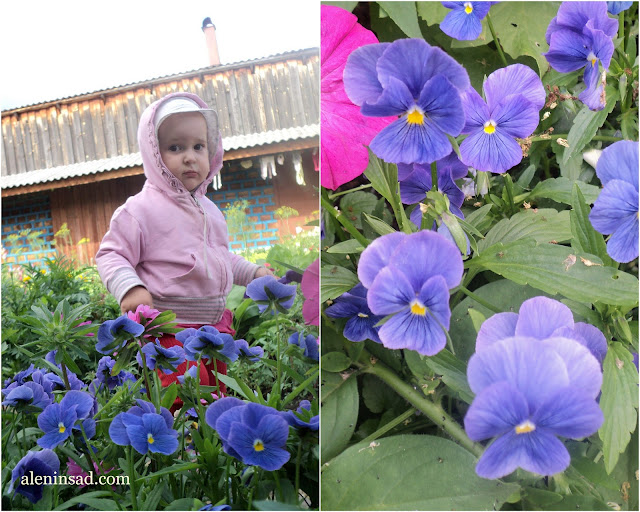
[191,194,213,279]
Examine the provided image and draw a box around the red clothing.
[157,309,235,404]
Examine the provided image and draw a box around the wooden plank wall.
[1,51,319,177]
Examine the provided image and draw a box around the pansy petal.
[464,381,530,441]
[419,75,465,136]
[357,231,407,288]
[461,87,490,132]
[606,211,639,263]
[388,230,464,290]
[491,94,540,138]
[579,62,605,111]
[585,21,615,69]
[344,315,382,343]
[440,7,484,41]
[596,140,639,188]
[339,42,389,105]
[476,312,519,351]
[515,297,574,340]
[324,297,364,318]
[556,1,618,38]
[484,64,546,111]
[205,397,245,432]
[534,387,603,438]
[37,430,70,449]
[399,166,433,204]
[590,179,639,234]
[545,29,590,73]
[474,431,525,479]
[361,76,414,117]
[541,337,602,399]
[572,322,608,364]
[367,266,416,315]
[378,309,447,355]
[459,127,523,174]
[439,151,469,180]
[418,274,453,329]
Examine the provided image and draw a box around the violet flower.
[9,449,60,503]
[607,1,633,14]
[37,391,95,449]
[246,275,296,314]
[459,64,545,173]
[176,326,239,363]
[288,333,319,361]
[325,283,383,344]
[96,315,145,355]
[136,339,186,374]
[282,400,319,431]
[440,2,493,40]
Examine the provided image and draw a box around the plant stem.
[619,10,625,55]
[273,471,283,502]
[359,353,484,457]
[60,362,71,391]
[361,407,416,445]
[295,438,303,504]
[486,13,508,67]
[321,196,370,247]
[127,446,139,511]
[328,184,373,199]
[455,285,502,313]
[430,161,439,192]
[140,353,154,405]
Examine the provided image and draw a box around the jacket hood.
[137,92,224,197]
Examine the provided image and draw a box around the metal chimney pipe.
[201,17,220,66]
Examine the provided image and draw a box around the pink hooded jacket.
[96,92,261,324]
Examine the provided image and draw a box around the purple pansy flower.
[440,2,493,40]
[358,230,463,355]
[9,449,60,503]
[343,38,470,164]
[288,333,319,361]
[96,356,129,390]
[96,315,145,355]
[465,336,603,479]
[37,391,95,449]
[2,364,36,393]
[544,2,616,111]
[325,283,383,344]
[177,365,199,385]
[589,140,639,263]
[459,64,545,174]
[235,339,264,362]
[282,400,319,431]
[477,296,608,365]
[206,398,291,471]
[176,326,239,363]
[607,1,633,14]
[278,270,303,285]
[2,382,52,410]
[246,275,297,314]
[136,339,186,374]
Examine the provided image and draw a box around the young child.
[96,92,271,393]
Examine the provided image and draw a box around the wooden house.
[1,48,319,267]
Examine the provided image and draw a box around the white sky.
[0,0,319,110]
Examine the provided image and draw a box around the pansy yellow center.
[58,422,66,434]
[410,299,427,316]
[407,107,424,125]
[587,52,597,67]
[483,120,497,134]
[357,312,369,318]
[147,434,155,444]
[253,439,265,452]
[464,2,473,14]
[515,420,536,434]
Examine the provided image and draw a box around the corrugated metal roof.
[1,124,319,189]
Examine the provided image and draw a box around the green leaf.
[340,191,379,230]
[142,481,166,511]
[327,239,366,254]
[542,495,611,511]
[321,352,352,373]
[321,435,520,510]
[321,372,359,463]
[551,143,589,182]
[323,1,359,12]
[469,239,639,308]
[364,149,397,206]
[599,343,639,474]
[416,1,450,25]
[321,265,359,303]
[570,184,613,266]
[422,349,474,403]
[379,1,423,38]
[160,383,178,410]
[164,499,198,511]
[477,209,572,252]
[135,462,201,482]
[253,500,304,511]
[528,177,601,205]
[54,492,118,511]
[363,212,397,236]
[563,86,619,164]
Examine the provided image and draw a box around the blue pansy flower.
[358,230,463,355]
[136,339,186,374]
[235,339,264,362]
[246,276,297,314]
[589,140,639,263]
[278,270,303,285]
[343,38,470,164]
[282,400,319,431]
[177,365,199,384]
[2,382,52,410]
[2,364,36,393]
[440,2,493,40]
[96,315,145,355]
[607,1,633,14]
[325,283,383,344]
[199,504,231,511]
[176,326,239,363]
[464,336,603,479]
[288,333,319,361]
[544,2,616,111]
[9,449,60,503]
[477,296,608,366]
[206,398,291,471]
[109,400,178,455]
[460,64,545,173]
[37,391,95,449]
[96,356,129,390]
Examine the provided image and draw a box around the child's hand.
[254,267,274,278]
[121,286,153,314]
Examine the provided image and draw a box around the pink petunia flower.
[127,304,161,325]
[321,5,394,189]
[301,258,319,326]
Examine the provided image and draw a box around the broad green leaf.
[421,349,474,403]
[321,372,359,463]
[164,499,198,511]
[323,1,359,12]
[469,239,639,308]
[321,352,352,373]
[563,86,619,164]
[327,239,366,254]
[528,177,601,205]
[570,184,613,266]
[477,209,572,251]
[599,343,639,474]
[379,1,423,38]
[362,374,399,414]
[160,383,178,410]
[416,2,450,25]
[516,164,536,188]
[522,488,563,508]
[54,492,118,511]
[253,501,304,511]
[340,191,379,230]
[543,495,611,511]
[321,435,520,510]
[484,2,561,75]
[552,143,589,182]
[321,265,359,303]
[363,212,397,236]
[364,149,397,205]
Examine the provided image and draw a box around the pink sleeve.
[230,253,262,287]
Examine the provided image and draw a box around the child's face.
[158,112,210,192]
